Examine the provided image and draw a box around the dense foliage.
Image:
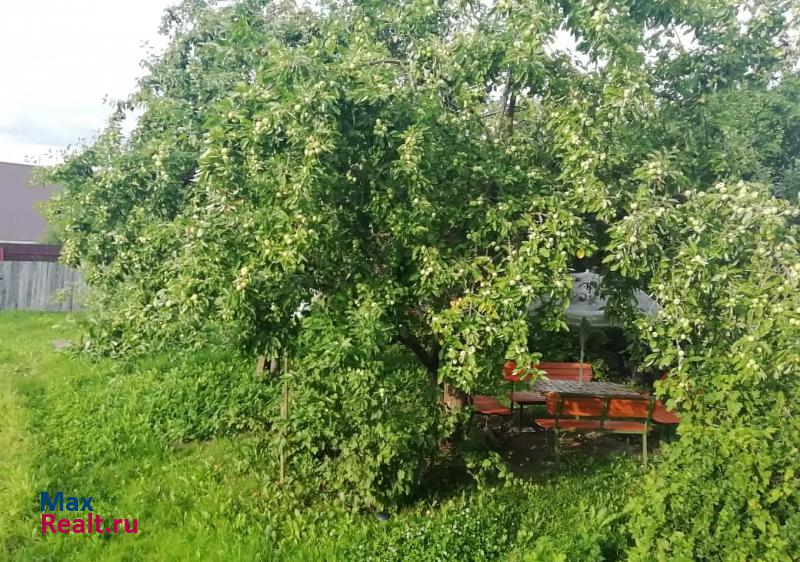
[46,0,799,555]
[280,299,440,507]
[613,183,800,560]
[1,313,635,562]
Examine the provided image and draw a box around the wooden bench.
[535,392,655,465]
[651,374,681,425]
[505,361,594,408]
[470,395,511,416]
[467,395,511,435]
[633,389,680,425]
[652,401,680,424]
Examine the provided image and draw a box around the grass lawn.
[0,311,639,561]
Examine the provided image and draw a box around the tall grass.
[0,311,635,561]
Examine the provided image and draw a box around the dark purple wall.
[0,243,61,262]
[0,162,61,243]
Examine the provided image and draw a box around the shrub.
[132,350,277,442]
[628,427,800,561]
[610,183,800,560]
[22,347,277,493]
[275,297,441,509]
[353,486,526,562]
[346,456,635,562]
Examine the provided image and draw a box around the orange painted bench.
[652,400,680,425]
[652,372,681,425]
[535,392,655,465]
[633,389,680,425]
[467,394,511,434]
[504,361,594,408]
[503,361,595,383]
[470,395,511,416]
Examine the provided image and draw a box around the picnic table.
[509,378,646,429]
[529,379,679,424]
[470,361,678,436]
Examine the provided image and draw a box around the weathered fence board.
[0,261,85,312]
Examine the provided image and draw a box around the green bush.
[21,347,276,493]
[344,457,635,562]
[628,427,800,562]
[132,350,277,442]
[276,299,441,509]
[610,184,800,560]
[352,486,526,562]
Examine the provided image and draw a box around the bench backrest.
[546,392,653,421]
[503,361,593,382]
[608,398,651,418]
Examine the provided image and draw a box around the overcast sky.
[0,0,175,165]
[0,0,586,167]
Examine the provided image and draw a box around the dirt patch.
[52,339,73,351]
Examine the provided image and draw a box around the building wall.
[0,161,60,243]
[0,243,61,262]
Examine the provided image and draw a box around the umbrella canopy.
[527,271,659,383]
[528,271,659,327]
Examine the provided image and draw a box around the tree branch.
[507,92,516,136]
[500,69,513,119]
[397,332,439,384]
[365,59,403,66]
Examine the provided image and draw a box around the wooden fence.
[0,261,85,312]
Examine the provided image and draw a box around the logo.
[40,492,139,535]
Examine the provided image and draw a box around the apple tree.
[47,0,800,527]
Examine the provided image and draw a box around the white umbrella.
[527,271,659,382]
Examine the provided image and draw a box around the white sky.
[0,0,174,165]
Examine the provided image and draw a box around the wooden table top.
[533,379,644,398]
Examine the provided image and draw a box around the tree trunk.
[439,382,468,453]
[256,355,280,378]
[254,354,266,377]
[279,355,289,484]
[398,333,439,378]
[442,382,467,415]
[397,332,468,447]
